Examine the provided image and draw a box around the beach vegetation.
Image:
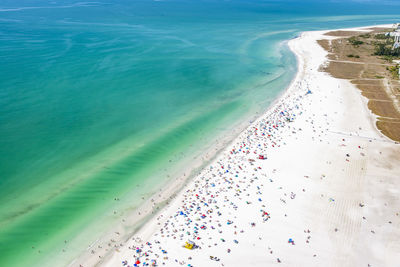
[388,65,399,79]
[382,55,394,62]
[359,33,371,38]
[348,36,364,47]
[374,43,400,57]
[375,33,388,40]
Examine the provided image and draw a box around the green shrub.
[359,33,371,38]
[375,33,388,40]
[374,43,400,58]
[388,65,399,78]
[348,36,364,46]
[346,54,360,58]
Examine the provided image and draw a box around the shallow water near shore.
[0,0,399,266]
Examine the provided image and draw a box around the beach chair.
[184,241,195,250]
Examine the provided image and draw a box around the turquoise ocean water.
[0,0,399,266]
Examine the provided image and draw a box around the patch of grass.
[381,55,394,62]
[375,75,385,79]
[359,33,371,38]
[388,65,399,79]
[348,36,364,47]
[375,33,388,40]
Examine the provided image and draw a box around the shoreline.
[86,24,400,267]
[65,39,297,267]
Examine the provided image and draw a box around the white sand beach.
[89,26,400,267]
